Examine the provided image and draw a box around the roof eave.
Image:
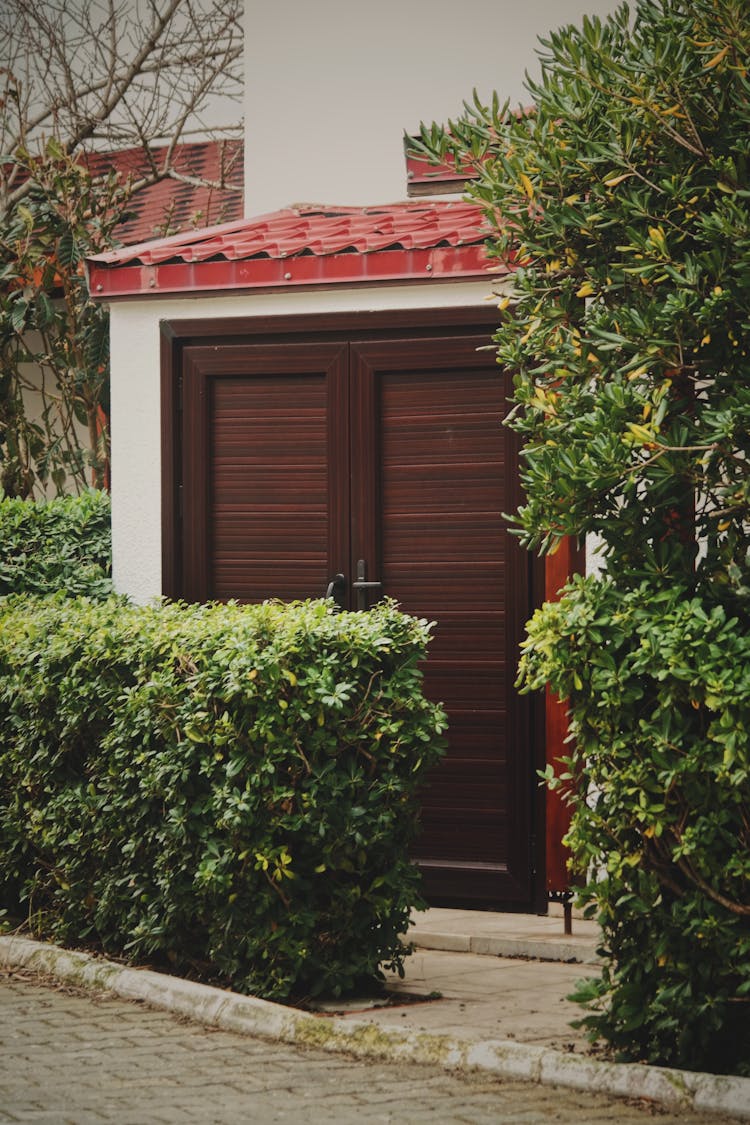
[86,243,497,300]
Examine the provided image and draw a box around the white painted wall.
[244,0,620,213]
[109,278,509,602]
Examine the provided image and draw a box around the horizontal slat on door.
[418,612,505,661]
[210,373,329,602]
[375,361,513,878]
[436,711,508,761]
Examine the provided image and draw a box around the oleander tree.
[0,149,128,495]
[413,0,750,1075]
[0,0,243,496]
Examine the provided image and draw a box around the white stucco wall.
[585,533,606,578]
[243,0,621,214]
[109,278,509,603]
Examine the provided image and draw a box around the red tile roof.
[86,201,501,298]
[84,140,243,246]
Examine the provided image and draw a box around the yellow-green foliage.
[521,578,750,1075]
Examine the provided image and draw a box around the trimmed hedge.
[0,491,112,597]
[0,593,446,1001]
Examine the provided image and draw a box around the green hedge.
[520,576,750,1076]
[0,491,112,597]
[0,593,445,1001]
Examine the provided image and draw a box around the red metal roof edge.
[403,108,535,186]
[86,201,503,299]
[88,243,500,300]
[404,148,480,187]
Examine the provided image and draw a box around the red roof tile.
[86,201,502,298]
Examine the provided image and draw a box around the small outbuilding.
[88,199,551,908]
[87,0,617,912]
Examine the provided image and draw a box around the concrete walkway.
[318,907,599,1052]
[1,910,748,1123]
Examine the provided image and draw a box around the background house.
[87,0,620,913]
[87,141,244,243]
[9,139,244,498]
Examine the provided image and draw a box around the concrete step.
[405,907,600,964]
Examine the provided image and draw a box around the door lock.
[351,559,382,610]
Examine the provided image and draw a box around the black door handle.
[325,573,346,611]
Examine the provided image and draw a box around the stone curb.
[1,934,748,1121]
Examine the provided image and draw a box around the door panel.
[351,339,532,903]
[181,342,348,603]
[177,326,534,907]
[211,374,328,601]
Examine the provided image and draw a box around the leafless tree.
[0,0,243,498]
[0,0,244,214]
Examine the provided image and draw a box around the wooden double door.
[165,311,539,908]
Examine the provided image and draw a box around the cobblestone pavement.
[0,970,737,1125]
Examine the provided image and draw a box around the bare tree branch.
[0,0,243,214]
[0,0,243,497]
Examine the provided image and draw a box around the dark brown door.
[180,341,349,605]
[174,322,535,907]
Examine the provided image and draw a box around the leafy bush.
[520,577,750,1074]
[0,593,445,1001]
[416,1,750,582]
[413,0,750,1074]
[0,491,112,597]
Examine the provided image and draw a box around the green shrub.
[520,576,750,1075]
[414,0,750,1074]
[0,593,445,1001]
[0,491,112,597]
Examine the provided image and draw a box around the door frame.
[160,307,548,911]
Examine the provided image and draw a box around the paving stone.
[1,970,741,1125]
